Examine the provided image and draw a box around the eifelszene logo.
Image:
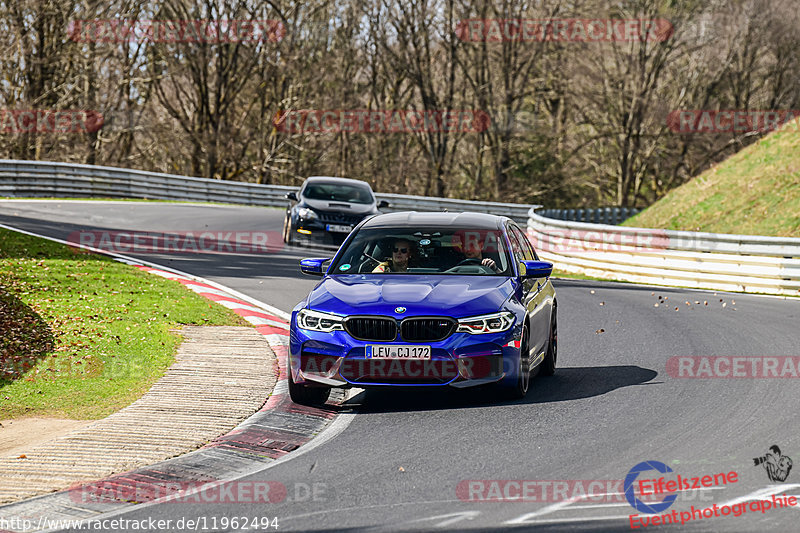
[753,445,793,482]
[624,461,677,514]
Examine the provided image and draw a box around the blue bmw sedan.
[289,212,557,405]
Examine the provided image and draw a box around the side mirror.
[285,191,298,201]
[520,260,553,279]
[300,257,331,276]
[377,199,390,209]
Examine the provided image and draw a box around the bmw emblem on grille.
[395,306,407,314]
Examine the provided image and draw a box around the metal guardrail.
[2,159,798,296]
[0,160,535,224]
[537,207,639,225]
[527,208,800,296]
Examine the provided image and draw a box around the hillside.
[623,120,800,236]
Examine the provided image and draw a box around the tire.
[540,308,557,376]
[282,214,294,245]
[288,368,331,406]
[499,324,530,400]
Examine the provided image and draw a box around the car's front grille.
[400,317,456,342]
[316,211,364,225]
[344,317,397,341]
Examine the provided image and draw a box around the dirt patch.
[0,418,92,458]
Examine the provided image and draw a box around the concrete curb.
[0,326,276,504]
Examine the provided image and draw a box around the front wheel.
[499,325,530,400]
[540,309,557,376]
[288,369,331,406]
[282,215,294,245]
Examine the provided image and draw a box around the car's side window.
[511,225,536,261]
[506,226,526,263]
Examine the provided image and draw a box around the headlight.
[297,309,344,332]
[297,207,318,221]
[456,311,515,334]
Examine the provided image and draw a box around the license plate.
[365,345,431,359]
[326,224,353,233]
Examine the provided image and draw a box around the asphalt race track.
[1,200,799,532]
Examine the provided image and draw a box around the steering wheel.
[444,258,494,274]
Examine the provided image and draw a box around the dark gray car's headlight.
[456,311,515,334]
[297,207,318,221]
[297,309,344,332]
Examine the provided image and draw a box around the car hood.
[300,197,376,215]
[305,275,515,318]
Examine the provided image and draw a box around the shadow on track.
[346,365,658,414]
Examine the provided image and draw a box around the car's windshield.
[330,227,512,275]
[303,182,374,204]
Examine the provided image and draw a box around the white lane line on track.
[277,498,470,523]
[504,498,579,524]
[407,511,481,528]
[514,515,632,524]
[503,485,729,525]
[714,484,800,507]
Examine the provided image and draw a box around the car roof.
[362,211,509,230]
[304,176,374,189]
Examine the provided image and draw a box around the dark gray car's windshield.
[303,183,374,204]
[330,227,511,275]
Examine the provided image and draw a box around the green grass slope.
[624,121,800,236]
[0,228,248,419]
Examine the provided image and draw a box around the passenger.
[373,239,413,273]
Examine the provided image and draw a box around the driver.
[373,239,413,273]
[463,236,500,272]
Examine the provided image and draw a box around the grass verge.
[0,228,248,420]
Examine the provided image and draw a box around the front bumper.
[289,320,522,388]
[293,215,365,246]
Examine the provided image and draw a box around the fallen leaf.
[595,328,605,334]
[18,454,27,459]
[398,466,405,472]
[675,307,679,311]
